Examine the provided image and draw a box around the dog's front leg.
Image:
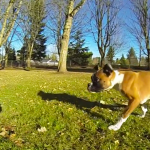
[108,117,127,131]
[108,99,140,131]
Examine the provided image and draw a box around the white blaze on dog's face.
[88,64,116,92]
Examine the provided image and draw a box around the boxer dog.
[87,64,150,131]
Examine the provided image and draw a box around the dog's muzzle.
[88,73,104,92]
[87,83,92,92]
[87,83,101,92]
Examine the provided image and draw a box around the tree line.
[103,46,147,67]
[0,0,150,72]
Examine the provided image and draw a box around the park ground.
[0,69,150,149]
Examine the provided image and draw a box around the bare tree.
[3,25,19,67]
[58,0,87,73]
[46,0,88,72]
[128,0,150,69]
[46,0,66,56]
[0,0,22,47]
[88,0,122,66]
[18,0,46,68]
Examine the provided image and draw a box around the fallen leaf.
[9,133,16,140]
[115,140,119,144]
[37,127,47,132]
[14,138,24,147]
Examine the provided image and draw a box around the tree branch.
[70,0,86,17]
[0,0,23,47]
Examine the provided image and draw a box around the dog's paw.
[138,114,145,118]
[108,125,120,131]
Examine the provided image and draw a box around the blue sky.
[77,0,129,59]
[84,0,141,60]
[84,0,140,60]
[7,0,141,60]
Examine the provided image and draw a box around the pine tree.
[120,54,127,66]
[127,47,138,66]
[32,22,47,61]
[116,58,120,65]
[8,48,16,60]
[106,46,115,64]
[17,36,28,67]
[20,22,47,62]
[68,30,93,66]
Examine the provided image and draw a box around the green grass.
[0,69,150,149]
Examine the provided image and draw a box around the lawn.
[0,69,150,149]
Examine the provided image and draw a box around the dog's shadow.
[37,91,127,119]
[0,104,2,113]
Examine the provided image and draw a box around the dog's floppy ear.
[94,63,101,71]
[103,64,113,76]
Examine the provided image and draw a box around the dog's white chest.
[141,99,147,104]
[111,71,124,89]
[140,97,150,104]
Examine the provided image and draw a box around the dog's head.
[87,64,115,92]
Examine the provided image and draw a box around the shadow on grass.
[0,104,2,113]
[37,91,127,121]
[38,91,99,109]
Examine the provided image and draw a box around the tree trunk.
[148,49,150,70]
[4,53,8,68]
[57,0,86,73]
[139,47,141,67]
[26,43,34,68]
[100,56,105,67]
[98,46,105,67]
[58,19,72,72]
[58,4,74,72]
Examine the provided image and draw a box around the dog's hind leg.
[139,104,147,118]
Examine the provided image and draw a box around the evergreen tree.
[19,0,46,67]
[106,46,115,64]
[116,58,120,65]
[68,30,93,66]
[17,36,28,67]
[120,54,128,66]
[20,23,47,62]
[127,47,138,66]
[8,48,16,60]
[32,22,47,61]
